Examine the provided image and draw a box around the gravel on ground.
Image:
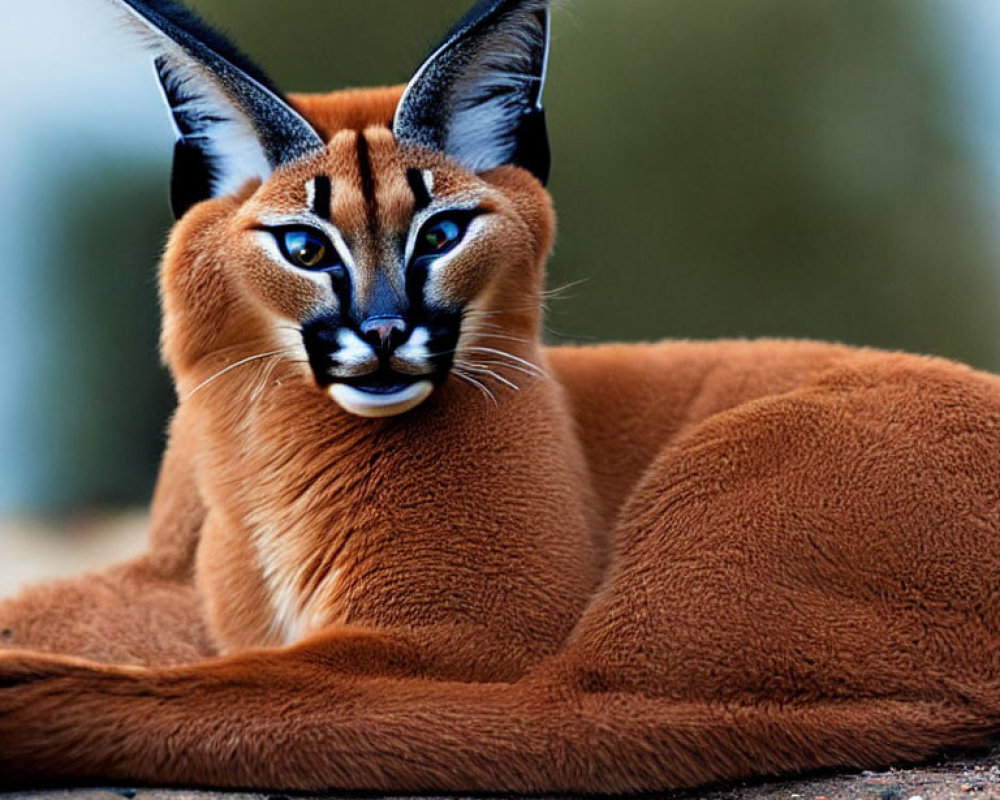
[3,746,1000,800]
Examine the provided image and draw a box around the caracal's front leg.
[0,628,492,792]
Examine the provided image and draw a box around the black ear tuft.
[109,0,325,218]
[393,0,552,185]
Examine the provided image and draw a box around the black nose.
[360,316,407,351]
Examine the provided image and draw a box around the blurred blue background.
[3,0,1000,517]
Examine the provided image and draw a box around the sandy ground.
[0,514,147,598]
[1,517,998,800]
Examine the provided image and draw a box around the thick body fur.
[3,28,1000,795]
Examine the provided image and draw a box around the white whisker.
[460,346,549,378]
[250,351,286,404]
[462,303,546,319]
[465,359,541,381]
[185,349,291,401]
[457,361,521,392]
[540,278,589,300]
[451,368,498,405]
[462,330,536,347]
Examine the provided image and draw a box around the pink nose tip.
[360,316,407,349]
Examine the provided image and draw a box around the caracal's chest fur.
[188,348,600,674]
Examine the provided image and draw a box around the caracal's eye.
[423,219,461,252]
[416,215,468,257]
[276,228,343,275]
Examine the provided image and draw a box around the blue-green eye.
[277,228,341,273]
[418,217,464,255]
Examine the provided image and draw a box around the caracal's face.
[222,128,534,418]
[137,0,552,419]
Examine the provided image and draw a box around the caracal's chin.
[328,380,435,418]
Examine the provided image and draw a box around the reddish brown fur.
[1,88,1000,793]
[291,86,403,139]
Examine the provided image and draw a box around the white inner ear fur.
[116,1,274,198]
[156,61,273,197]
[443,8,549,173]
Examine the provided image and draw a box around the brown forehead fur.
[290,86,405,139]
[4,81,1000,795]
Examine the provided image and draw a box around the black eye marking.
[356,132,379,238]
[406,168,433,212]
[269,226,346,279]
[312,175,332,221]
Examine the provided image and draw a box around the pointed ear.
[109,0,325,218]
[393,0,552,185]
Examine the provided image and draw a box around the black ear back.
[393,0,552,185]
[110,0,325,218]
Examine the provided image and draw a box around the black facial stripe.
[356,132,379,236]
[406,168,433,212]
[406,256,430,317]
[312,175,331,221]
[330,265,352,310]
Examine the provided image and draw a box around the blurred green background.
[2,0,1000,515]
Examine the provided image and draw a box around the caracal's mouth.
[300,317,459,419]
[328,372,435,418]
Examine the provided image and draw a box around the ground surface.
[3,747,1000,800]
[1,518,998,800]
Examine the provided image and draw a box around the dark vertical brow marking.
[356,132,379,236]
[406,168,433,211]
[312,175,331,220]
